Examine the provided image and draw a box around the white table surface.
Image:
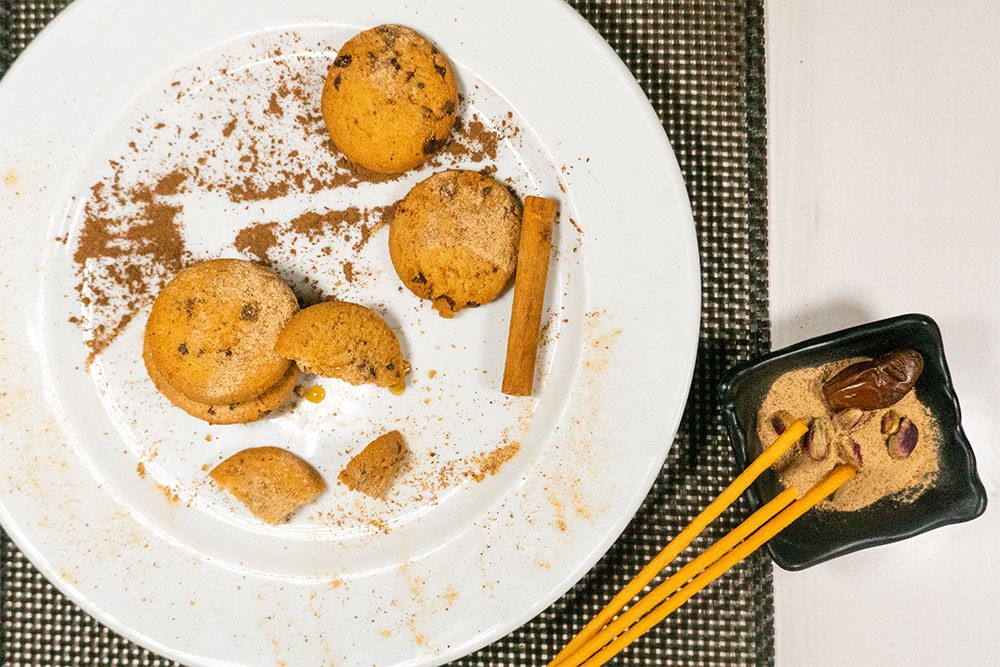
[767,1,1000,665]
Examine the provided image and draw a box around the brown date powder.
[756,358,939,511]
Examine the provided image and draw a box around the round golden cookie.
[274,301,407,390]
[145,259,299,405]
[321,24,459,174]
[388,169,522,318]
[143,341,298,425]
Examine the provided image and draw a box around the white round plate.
[0,1,699,665]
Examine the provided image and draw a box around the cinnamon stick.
[502,196,558,396]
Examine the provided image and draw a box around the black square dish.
[718,313,987,570]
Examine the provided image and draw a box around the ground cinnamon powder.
[470,442,521,482]
[756,359,939,511]
[74,180,189,365]
[233,221,279,263]
[68,36,514,370]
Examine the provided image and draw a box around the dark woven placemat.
[0,0,771,664]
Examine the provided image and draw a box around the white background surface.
[768,1,1000,665]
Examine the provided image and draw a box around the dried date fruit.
[822,348,924,411]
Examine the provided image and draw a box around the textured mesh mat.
[0,0,771,664]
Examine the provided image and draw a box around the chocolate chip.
[412,273,427,284]
[376,25,398,47]
[434,64,447,79]
[177,343,188,356]
[333,54,352,68]
[442,99,455,115]
[466,301,480,308]
[405,70,415,82]
[423,136,444,155]
[390,57,401,71]
[333,74,341,90]
[240,304,258,321]
[223,348,233,357]
[420,105,433,119]
[207,406,216,415]
[481,186,492,198]
[386,362,395,371]
[417,81,425,89]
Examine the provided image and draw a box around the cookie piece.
[321,24,459,174]
[389,169,522,317]
[274,301,407,390]
[143,341,297,425]
[338,430,408,499]
[145,259,299,405]
[209,447,326,525]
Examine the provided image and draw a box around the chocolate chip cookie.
[144,259,299,405]
[322,24,459,174]
[388,169,522,317]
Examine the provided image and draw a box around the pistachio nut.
[886,417,919,460]
[804,417,832,461]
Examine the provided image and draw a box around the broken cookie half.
[209,446,326,524]
[275,300,408,393]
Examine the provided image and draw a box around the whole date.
[822,348,924,411]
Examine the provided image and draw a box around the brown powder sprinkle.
[289,208,363,242]
[66,32,517,371]
[233,206,390,264]
[233,221,280,264]
[153,170,188,196]
[158,483,180,504]
[73,176,189,366]
[226,177,290,203]
[469,442,521,482]
[434,113,507,168]
[266,92,284,117]
[463,119,499,162]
